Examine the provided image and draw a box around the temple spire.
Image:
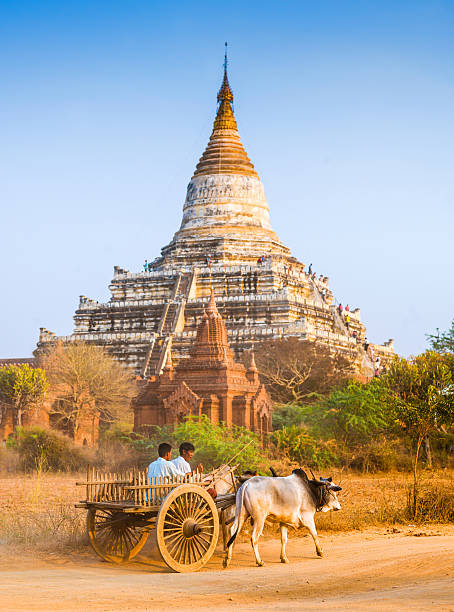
[192,47,258,178]
[163,346,173,370]
[192,287,233,365]
[248,351,258,372]
[217,42,234,103]
[206,288,219,315]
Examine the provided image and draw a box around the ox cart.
[75,466,237,573]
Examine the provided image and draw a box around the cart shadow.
[92,543,321,574]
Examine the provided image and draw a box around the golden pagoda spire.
[213,43,237,132]
[192,45,258,178]
[217,42,234,103]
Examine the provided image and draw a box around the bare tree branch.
[39,341,136,437]
[255,338,356,404]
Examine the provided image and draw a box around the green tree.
[271,404,307,430]
[427,320,454,353]
[271,425,338,469]
[0,364,48,430]
[302,379,392,447]
[380,351,454,515]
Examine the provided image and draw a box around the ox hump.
[292,469,309,483]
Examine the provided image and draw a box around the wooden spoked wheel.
[87,507,150,564]
[156,484,219,573]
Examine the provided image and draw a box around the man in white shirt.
[147,442,180,481]
[172,442,203,477]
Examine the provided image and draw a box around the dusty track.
[1,530,453,611]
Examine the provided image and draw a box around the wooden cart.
[76,466,236,573]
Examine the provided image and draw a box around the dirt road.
[1,529,453,611]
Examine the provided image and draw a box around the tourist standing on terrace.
[375,357,381,376]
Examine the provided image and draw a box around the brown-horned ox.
[224,469,342,567]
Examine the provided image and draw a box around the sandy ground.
[1,528,454,611]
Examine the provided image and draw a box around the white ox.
[224,469,342,567]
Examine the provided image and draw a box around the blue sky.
[1,0,453,358]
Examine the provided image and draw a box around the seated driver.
[172,441,203,477]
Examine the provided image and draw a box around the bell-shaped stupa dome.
[169,48,282,254]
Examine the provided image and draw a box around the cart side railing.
[76,465,217,508]
[123,471,206,506]
[76,466,136,503]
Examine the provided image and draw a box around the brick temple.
[134,291,272,433]
[36,57,394,378]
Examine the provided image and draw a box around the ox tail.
[226,480,249,548]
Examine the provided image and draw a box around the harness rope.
[311,482,330,511]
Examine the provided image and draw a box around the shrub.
[272,404,307,430]
[173,415,265,472]
[0,446,20,473]
[407,475,454,522]
[271,425,340,469]
[348,437,410,473]
[13,426,87,472]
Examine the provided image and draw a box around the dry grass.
[0,469,453,556]
[317,469,454,531]
[0,472,87,552]
[412,477,454,523]
[316,471,409,531]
